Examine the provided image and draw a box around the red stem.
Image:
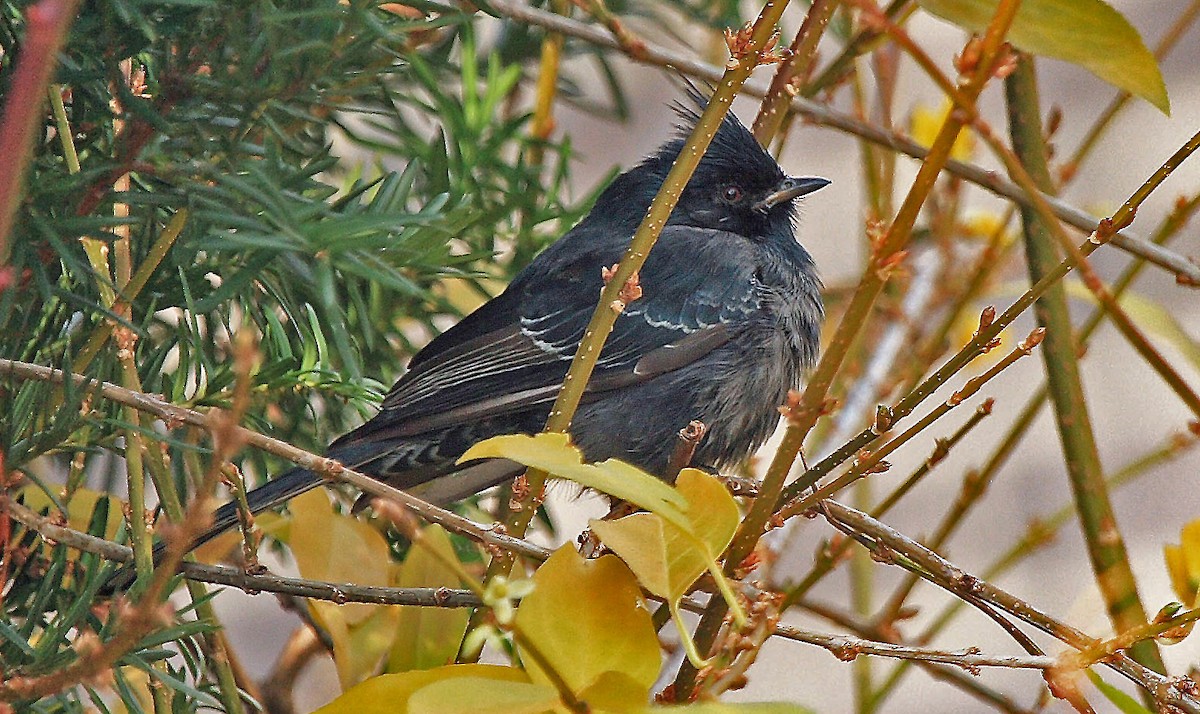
[0,0,81,268]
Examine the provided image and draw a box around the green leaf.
[313,665,530,714]
[460,433,689,526]
[515,547,660,705]
[388,525,472,672]
[1086,670,1153,714]
[917,0,1169,113]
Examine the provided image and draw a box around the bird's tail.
[101,466,322,593]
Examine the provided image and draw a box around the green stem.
[48,85,80,174]
[1004,55,1163,675]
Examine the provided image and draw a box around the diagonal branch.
[820,499,1200,713]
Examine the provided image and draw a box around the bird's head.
[590,93,829,242]
[664,100,829,240]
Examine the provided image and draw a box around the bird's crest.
[661,84,785,185]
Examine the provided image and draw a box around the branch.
[7,498,486,608]
[772,621,1054,670]
[0,358,553,564]
[11,494,1068,675]
[820,499,1200,713]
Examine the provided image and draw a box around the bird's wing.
[339,226,762,442]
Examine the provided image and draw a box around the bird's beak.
[753,176,831,213]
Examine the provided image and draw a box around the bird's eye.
[721,185,744,203]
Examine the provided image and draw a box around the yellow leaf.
[313,664,529,714]
[1164,520,1200,607]
[917,0,1168,114]
[588,469,738,604]
[515,548,660,704]
[910,102,974,161]
[589,469,743,666]
[1182,521,1200,590]
[589,515,677,597]
[460,433,689,527]
[289,489,391,624]
[388,525,471,672]
[289,490,399,687]
[579,670,656,712]
[310,599,399,689]
[409,676,559,714]
[19,484,124,541]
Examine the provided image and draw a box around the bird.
[107,94,827,589]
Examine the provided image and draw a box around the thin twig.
[751,0,839,144]
[874,194,1200,638]
[782,327,1043,520]
[6,498,485,607]
[820,500,1200,713]
[869,423,1200,705]
[795,598,1037,714]
[818,248,942,455]
[780,398,994,607]
[779,127,1200,508]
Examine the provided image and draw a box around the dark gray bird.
[115,98,826,585]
